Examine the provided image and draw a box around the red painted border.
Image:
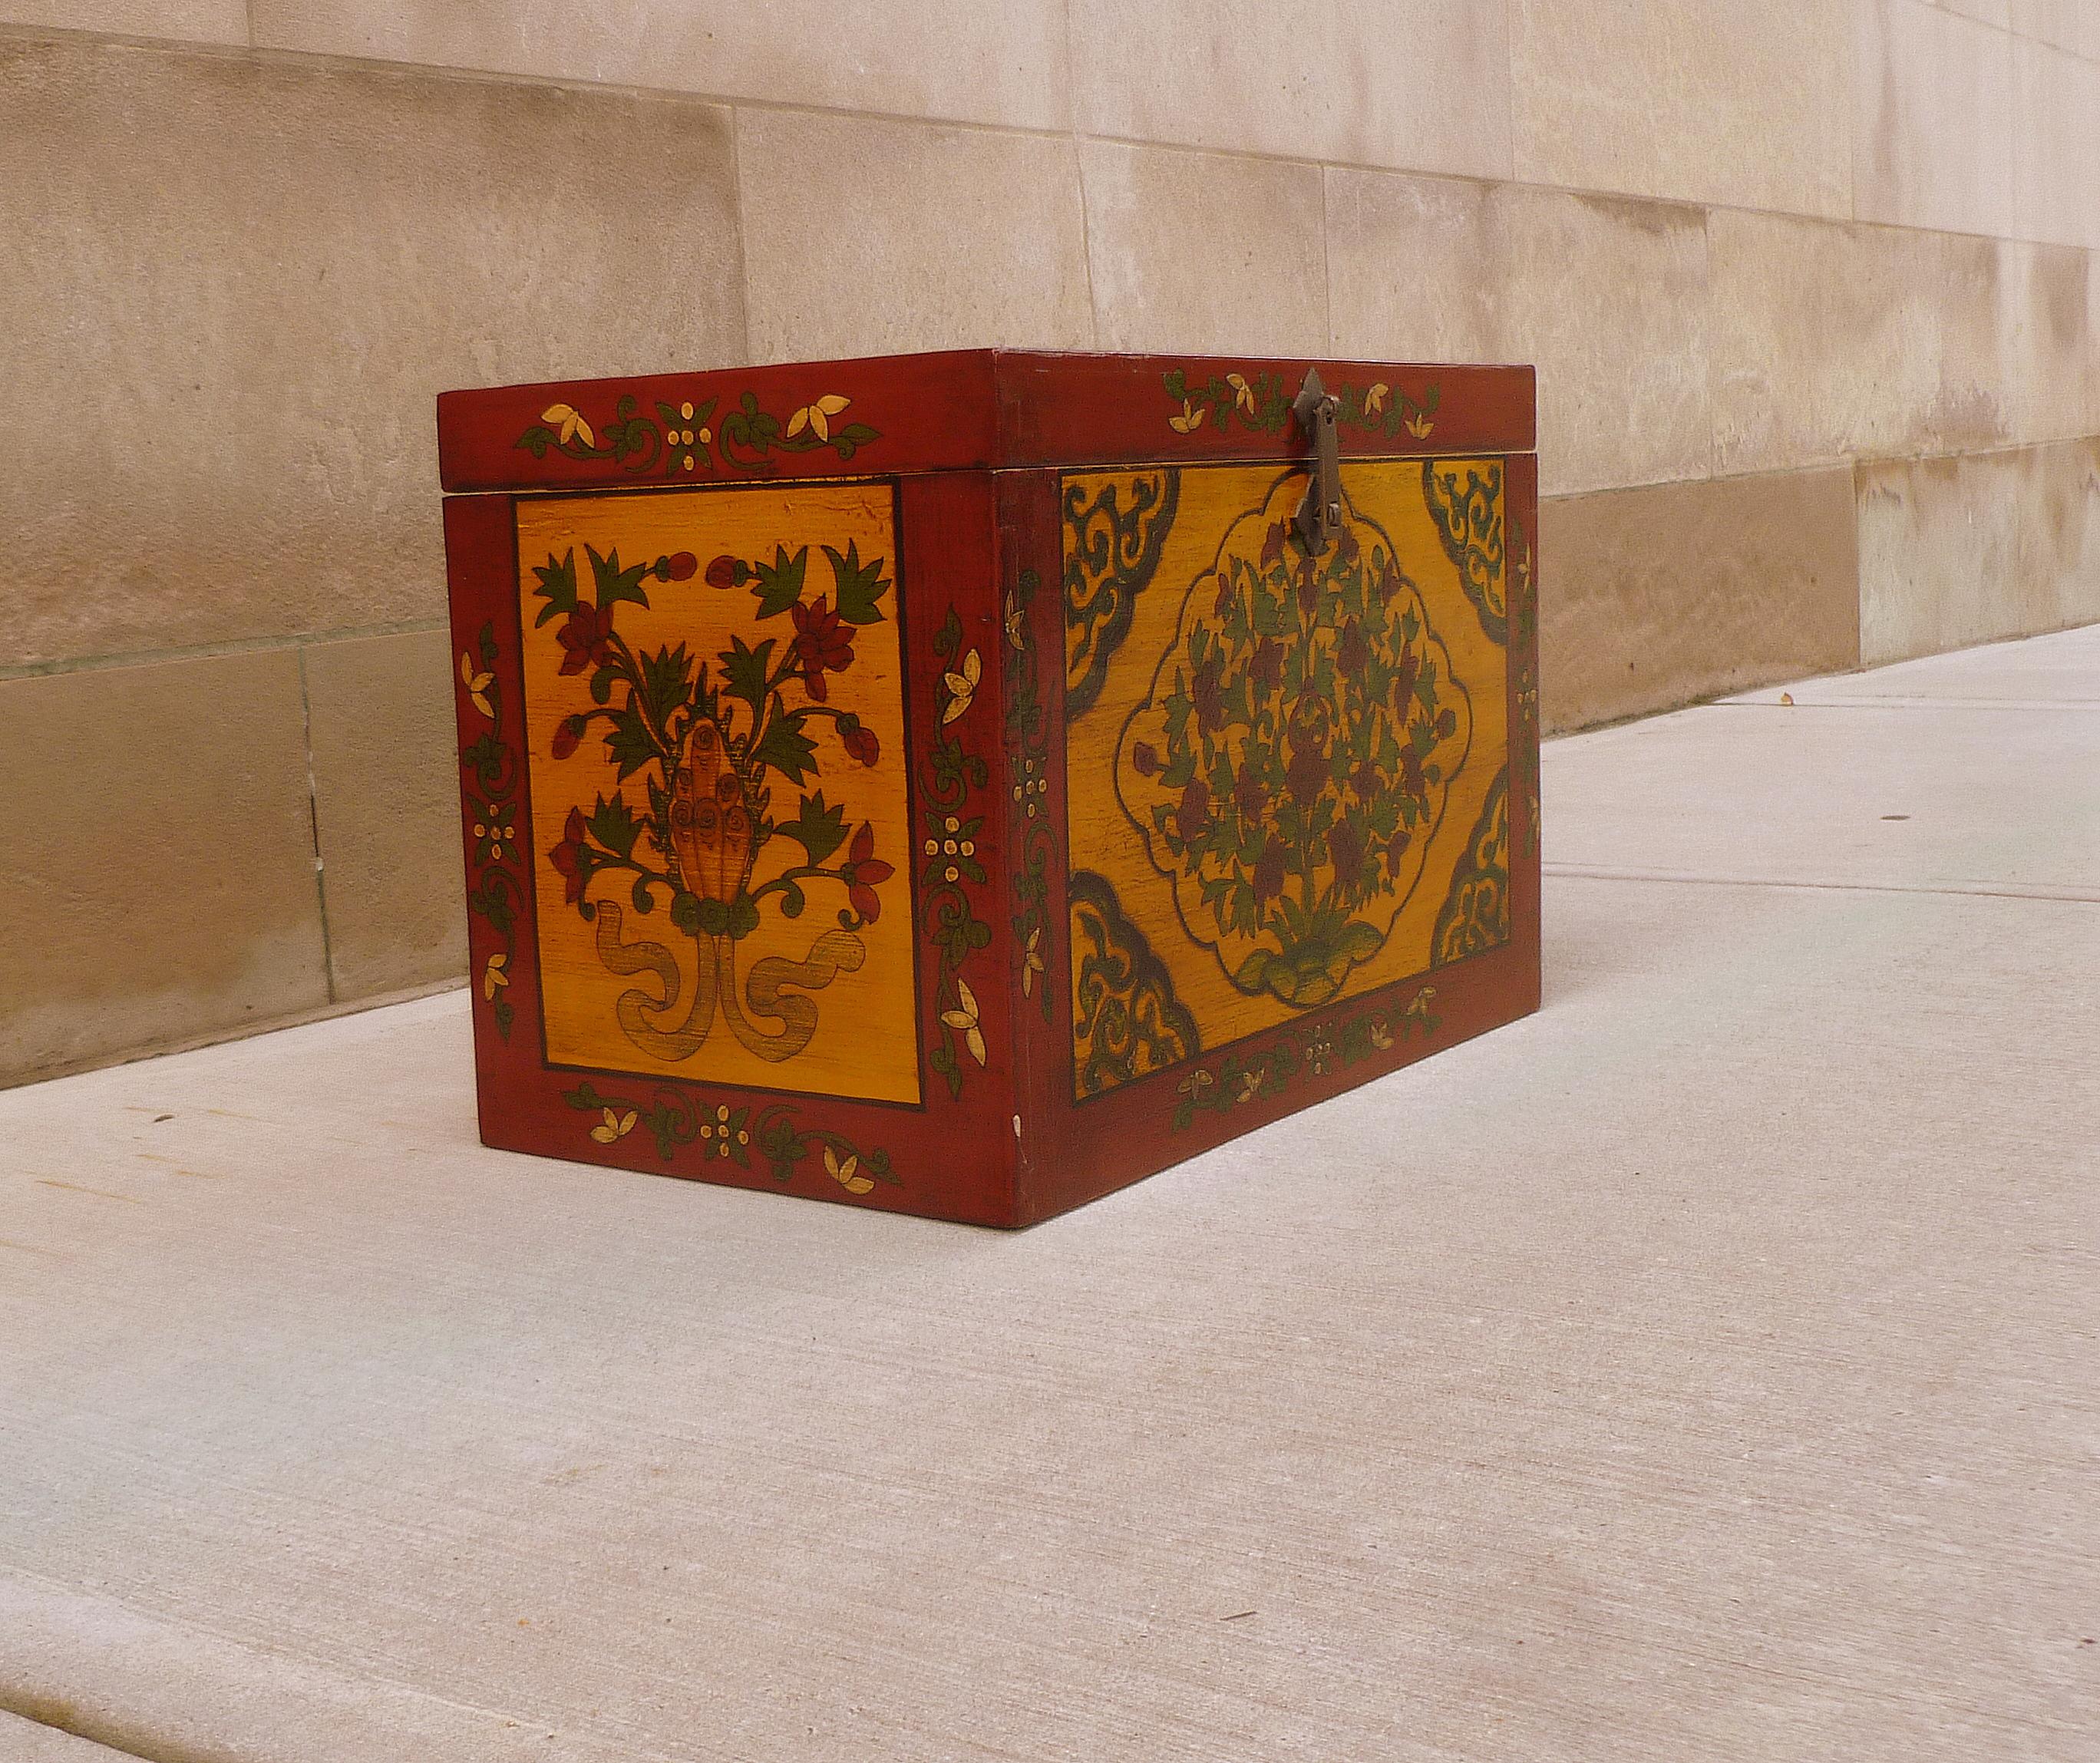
[437,351,1535,494]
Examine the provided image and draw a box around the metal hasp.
[1292,367,1343,554]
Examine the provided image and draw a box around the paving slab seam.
[1712,697,2100,711]
[0,1702,173,1763]
[1542,865,2100,906]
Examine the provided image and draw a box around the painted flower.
[1329,819,1364,891]
[1191,655,1225,735]
[1364,382,1389,415]
[1232,769,1266,822]
[556,603,615,675]
[458,652,494,719]
[1005,594,1027,651]
[942,647,982,724]
[481,952,510,1000]
[1286,728,1329,805]
[1405,985,1437,1022]
[1369,1016,1393,1050]
[1178,1068,1215,1101]
[789,595,855,699]
[589,1106,638,1144]
[1304,1031,1335,1075]
[1131,741,1161,778]
[660,552,698,582]
[1252,840,1286,903]
[541,401,596,448]
[1374,554,1405,606]
[1021,926,1044,997]
[941,977,987,1067]
[826,1144,877,1196]
[840,718,880,766]
[1237,1066,1266,1104]
[1174,779,1211,844]
[841,823,893,923]
[1168,399,1206,434]
[1405,412,1435,440]
[549,806,589,906]
[705,554,746,590]
[1213,569,1236,618]
[1260,521,1289,573]
[1385,827,1412,882]
[551,715,583,760]
[1336,617,1368,681]
[1249,636,1283,694]
[1226,371,1256,414]
[786,392,851,443]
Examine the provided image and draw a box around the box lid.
[435,349,1534,495]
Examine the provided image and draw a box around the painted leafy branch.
[1005,567,1053,1019]
[920,608,992,1098]
[1161,366,1439,442]
[458,619,520,1039]
[515,388,880,480]
[538,539,893,942]
[1171,985,1441,1131]
[562,1081,900,1193]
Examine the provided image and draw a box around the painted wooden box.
[438,351,1538,1227]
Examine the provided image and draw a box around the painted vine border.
[1005,567,1054,1018]
[1161,366,1440,443]
[1511,512,1540,860]
[560,1080,900,1195]
[515,387,879,480]
[920,609,993,1098]
[458,622,521,1041]
[1170,984,1441,1132]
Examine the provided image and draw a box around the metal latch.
[1292,368,1342,553]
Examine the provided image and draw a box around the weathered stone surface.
[738,110,1092,363]
[1538,467,1860,732]
[0,0,242,40]
[1858,438,2100,664]
[1071,0,1511,179]
[1082,140,1328,355]
[1329,173,1711,497]
[0,651,328,1084]
[2013,35,2100,249]
[302,630,466,1003]
[1853,0,2016,238]
[0,35,744,668]
[1510,0,1851,218]
[1708,210,2010,477]
[251,0,1072,130]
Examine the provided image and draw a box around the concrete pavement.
[2,626,2095,1762]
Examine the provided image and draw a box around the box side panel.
[1025,447,1540,1223]
[996,469,1079,1220]
[438,349,999,494]
[996,353,1534,470]
[443,492,538,1147]
[447,474,1015,1226]
[1507,451,1543,1016]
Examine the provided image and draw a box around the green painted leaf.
[604,708,658,781]
[721,636,774,716]
[636,642,694,731]
[587,543,653,611]
[822,540,890,626]
[588,792,642,860]
[778,791,848,867]
[749,545,809,620]
[531,549,579,626]
[751,712,818,784]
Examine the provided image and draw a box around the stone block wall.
[4,1,2096,1083]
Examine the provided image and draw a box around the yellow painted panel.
[516,484,920,1105]
[1064,459,1509,1095]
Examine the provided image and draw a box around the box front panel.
[447,473,1015,1224]
[1060,457,1514,1104]
[514,484,921,1107]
